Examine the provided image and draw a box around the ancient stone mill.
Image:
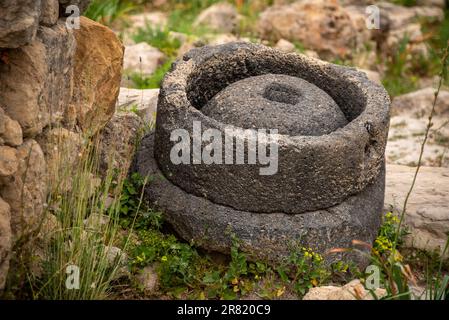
[133,42,390,266]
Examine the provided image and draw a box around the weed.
[85,0,136,26]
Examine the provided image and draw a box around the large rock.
[72,17,124,134]
[99,112,143,174]
[376,2,444,54]
[385,165,449,256]
[0,0,41,48]
[194,3,240,33]
[258,0,361,58]
[123,43,165,77]
[387,88,449,168]
[37,128,83,192]
[390,87,449,116]
[0,107,23,147]
[0,197,12,291]
[0,40,47,137]
[0,21,76,137]
[303,280,387,300]
[117,87,159,123]
[0,140,47,238]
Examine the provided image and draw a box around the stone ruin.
[133,42,391,265]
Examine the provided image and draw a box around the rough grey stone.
[133,133,385,266]
[154,42,390,214]
[202,74,348,136]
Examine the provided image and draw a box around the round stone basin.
[153,42,390,214]
[134,42,390,265]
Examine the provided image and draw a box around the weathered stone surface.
[40,0,59,26]
[155,42,390,214]
[123,43,165,77]
[0,146,18,178]
[385,165,449,257]
[387,88,449,168]
[38,22,77,128]
[202,74,348,136]
[133,133,385,266]
[99,112,143,174]
[37,128,82,192]
[0,197,11,291]
[59,0,91,15]
[303,280,387,300]
[194,3,240,33]
[0,0,41,48]
[258,0,361,58]
[0,40,47,136]
[72,17,124,134]
[117,87,159,123]
[0,107,23,147]
[390,87,449,116]
[0,21,75,137]
[376,2,444,55]
[0,140,47,238]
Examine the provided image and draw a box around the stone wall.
[0,0,124,290]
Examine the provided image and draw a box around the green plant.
[24,135,132,300]
[277,245,332,297]
[132,27,182,57]
[129,59,174,89]
[85,0,137,26]
[382,36,420,97]
[390,0,417,6]
[117,172,162,230]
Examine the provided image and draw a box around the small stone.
[135,265,159,293]
[303,280,387,300]
[258,0,360,58]
[123,43,165,77]
[275,39,295,53]
[40,0,59,27]
[104,245,128,267]
[385,165,449,257]
[117,88,159,123]
[194,3,240,33]
[98,112,144,174]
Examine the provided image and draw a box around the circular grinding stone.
[201,74,348,136]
